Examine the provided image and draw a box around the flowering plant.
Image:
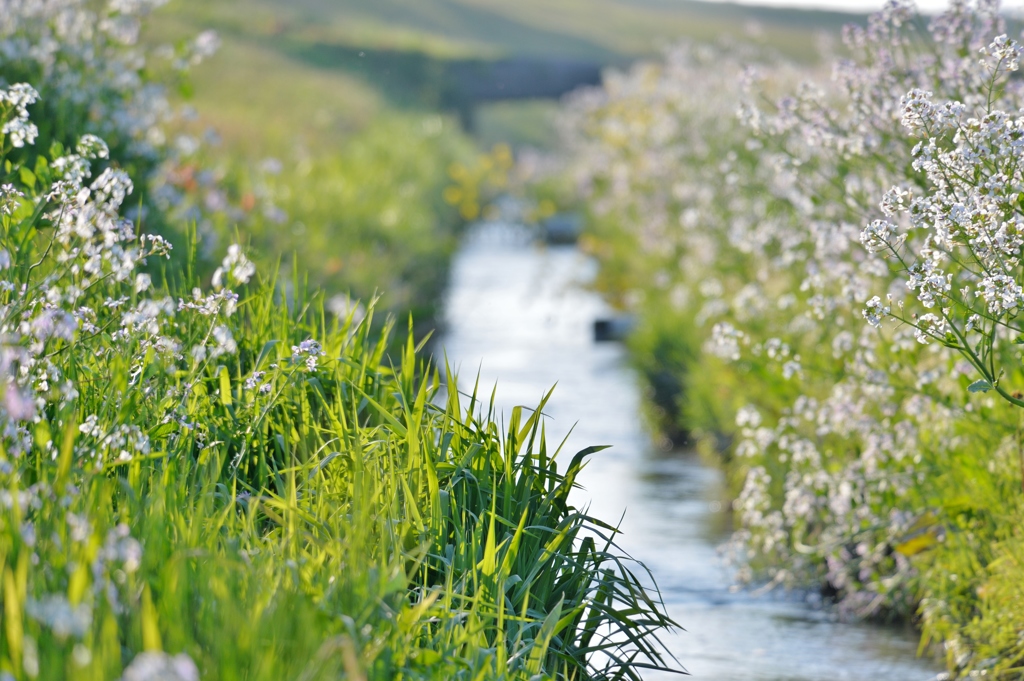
[558,0,1024,674]
[863,38,1024,413]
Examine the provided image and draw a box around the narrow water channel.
[439,222,942,680]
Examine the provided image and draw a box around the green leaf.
[219,365,233,405]
[33,420,52,451]
[18,166,34,190]
[480,510,497,577]
[256,339,279,367]
[33,155,49,185]
[968,379,992,393]
[147,422,177,440]
[55,416,77,489]
[412,649,441,666]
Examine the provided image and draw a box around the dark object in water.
[594,316,635,342]
[543,213,583,244]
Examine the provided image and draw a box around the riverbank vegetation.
[555,1,1024,676]
[0,2,680,678]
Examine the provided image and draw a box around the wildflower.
[76,134,110,160]
[977,274,1023,315]
[914,313,950,345]
[0,83,39,148]
[26,595,91,639]
[4,387,35,421]
[244,370,266,391]
[862,296,890,327]
[210,325,237,358]
[189,30,220,64]
[212,244,255,289]
[735,405,762,428]
[143,234,173,258]
[102,524,143,573]
[120,652,199,681]
[782,360,802,379]
[706,322,744,361]
[899,89,934,133]
[291,338,325,371]
[178,289,238,317]
[879,187,912,217]
[980,34,1023,73]
[0,184,23,216]
[80,415,102,437]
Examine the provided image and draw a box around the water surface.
[440,223,940,680]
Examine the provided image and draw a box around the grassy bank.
[0,2,681,677]
[555,4,1024,677]
[0,84,678,679]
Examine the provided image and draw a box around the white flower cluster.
[212,244,256,290]
[0,82,39,147]
[0,0,216,156]
[0,0,239,265]
[120,652,199,681]
[0,85,264,465]
[861,43,1024,407]
[291,338,325,372]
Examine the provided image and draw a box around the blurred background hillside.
[144,0,862,152]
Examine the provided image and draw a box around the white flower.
[76,134,110,160]
[190,30,220,63]
[862,296,890,328]
[879,187,912,217]
[977,273,1023,315]
[120,652,199,681]
[914,313,950,345]
[706,322,744,361]
[899,88,934,133]
[26,595,92,639]
[4,387,36,421]
[212,244,255,289]
[736,405,762,428]
[210,325,237,358]
[980,34,1022,72]
[80,414,102,437]
[244,371,266,391]
[0,83,40,148]
[291,338,325,371]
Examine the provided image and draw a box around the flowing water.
[439,223,941,680]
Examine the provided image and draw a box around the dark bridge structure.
[441,57,603,128]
